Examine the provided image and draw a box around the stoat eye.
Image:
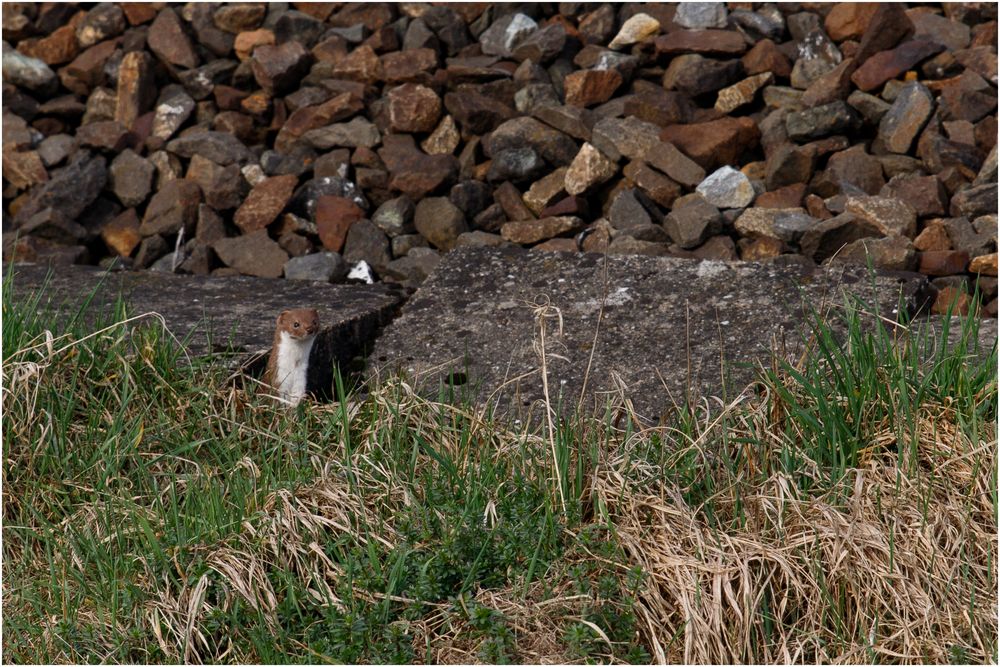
[293,322,300,328]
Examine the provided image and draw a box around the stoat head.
[276,308,319,340]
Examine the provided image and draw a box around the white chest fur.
[273,330,316,405]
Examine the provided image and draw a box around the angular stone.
[765,142,817,190]
[2,149,48,189]
[14,154,106,225]
[213,3,265,34]
[674,3,728,30]
[113,51,154,130]
[801,58,857,108]
[100,208,142,257]
[381,47,437,85]
[510,23,566,64]
[387,83,441,133]
[815,145,885,197]
[76,3,126,48]
[315,195,364,252]
[845,195,917,238]
[563,68,622,107]
[212,230,287,278]
[643,141,705,189]
[564,142,617,196]
[414,197,468,251]
[166,131,253,165]
[881,174,947,218]
[230,174,296,233]
[186,154,246,210]
[659,117,760,171]
[969,253,998,276]
[524,168,569,215]
[824,3,879,42]
[140,179,201,237]
[655,29,747,56]
[608,189,653,229]
[914,221,952,251]
[696,166,755,209]
[58,40,117,95]
[855,4,914,64]
[609,13,660,49]
[252,41,310,95]
[484,116,579,168]
[20,22,80,66]
[372,196,415,238]
[831,234,917,271]
[378,135,457,200]
[940,217,994,257]
[790,28,843,89]
[151,86,196,140]
[421,114,460,156]
[742,39,792,78]
[234,28,275,61]
[950,184,998,219]
[493,181,534,222]
[275,92,364,151]
[919,250,970,276]
[148,8,198,69]
[328,44,381,83]
[302,117,381,150]
[756,183,807,209]
[798,212,881,262]
[283,251,347,282]
[664,195,723,249]
[662,54,743,98]
[3,45,57,92]
[108,149,153,207]
[443,89,516,135]
[591,116,662,163]
[851,40,945,92]
[734,207,817,243]
[343,219,391,272]
[715,73,772,113]
[623,161,682,208]
[501,216,584,245]
[847,90,891,125]
[785,101,858,141]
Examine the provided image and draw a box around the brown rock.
[740,236,785,260]
[715,72,772,113]
[855,4,914,64]
[564,142,618,196]
[140,179,202,236]
[851,40,945,92]
[421,114,460,155]
[315,195,364,252]
[18,20,80,65]
[109,148,154,207]
[387,83,441,133]
[329,44,382,83]
[655,29,747,55]
[931,286,972,316]
[413,197,468,251]
[756,184,806,209]
[492,181,533,222]
[501,216,585,245]
[914,222,953,251]
[815,145,885,197]
[444,89,516,135]
[101,208,142,257]
[623,161,682,208]
[76,120,132,152]
[881,174,947,218]
[741,39,791,78]
[802,59,857,107]
[378,135,457,199]
[563,69,623,107]
[213,3,265,33]
[531,237,578,253]
[212,230,288,278]
[659,117,760,171]
[524,168,569,215]
[825,3,879,42]
[643,141,705,189]
[845,195,917,238]
[2,149,48,189]
[186,154,246,210]
[148,7,198,69]
[274,92,363,151]
[252,41,311,95]
[919,250,971,276]
[120,3,159,25]
[831,234,917,271]
[234,28,274,61]
[765,142,817,190]
[233,174,298,232]
[663,54,743,98]
[969,253,998,276]
[58,39,119,95]
[381,47,438,84]
[114,51,154,129]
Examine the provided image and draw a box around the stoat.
[263,308,319,406]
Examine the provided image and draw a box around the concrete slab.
[370,247,981,423]
[5,262,406,396]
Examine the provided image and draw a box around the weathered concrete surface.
[5,262,406,396]
[371,247,993,423]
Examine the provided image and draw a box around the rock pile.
[2,3,997,314]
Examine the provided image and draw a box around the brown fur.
[263,308,320,391]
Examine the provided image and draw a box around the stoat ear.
[277,310,289,325]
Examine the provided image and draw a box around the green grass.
[3,269,996,664]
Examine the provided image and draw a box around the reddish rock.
[76,121,132,152]
[802,59,857,107]
[655,29,747,55]
[622,161,682,208]
[120,3,159,25]
[501,216,585,245]
[563,69,623,107]
[101,209,142,257]
[387,83,441,133]
[969,253,998,276]
[17,19,81,65]
[919,250,971,276]
[882,174,947,218]
[329,44,382,83]
[381,48,438,84]
[251,41,311,95]
[233,174,298,232]
[58,39,119,95]
[756,184,807,209]
[932,286,972,315]
[315,195,364,252]
[2,149,48,189]
[114,51,155,129]
[213,3,265,33]
[148,7,199,69]
[825,3,879,42]
[914,222,953,251]
[643,141,705,189]
[659,117,760,171]
[851,40,945,92]
[274,92,363,151]
[741,39,792,78]
[855,4,915,64]
[378,135,457,199]
[234,28,275,61]
[140,179,202,236]
[444,89,517,135]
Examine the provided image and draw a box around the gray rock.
[343,220,392,272]
[109,149,154,208]
[302,117,381,149]
[37,134,76,167]
[414,197,468,251]
[213,230,288,278]
[284,251,348,283]
[940,217,995,257]
[590,115,662,162]
[785,101,859,141]
[734,207,817,243]
[950,184,998,219]
[166,131,253,165]
[696,166,755,209]
[372,196,415,237]
[487,147,545,182]
[829,235,917,271]
[974,145,997,186]
[77,3,126,48]
[844,195,917,238]
[2,44,56,92]
[139,179,202,237]
[383,247,442,286]
[877,82,934,154]
[480,12,537,57]
[608,189,652,229]
[674,2,728,29]
[790,28,842,89]
[484,116,578,167]
[391,233,430,257]
[664,195,724,249]
[663,54,744,98]
[510,23,566,64]
[847,90,891,125]
[13,154,107,226]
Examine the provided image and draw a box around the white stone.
[504,14,538,52]
[696,166,756,209]
[608,13,660,49]
[674,3,729,29]
[348,260,375,284]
